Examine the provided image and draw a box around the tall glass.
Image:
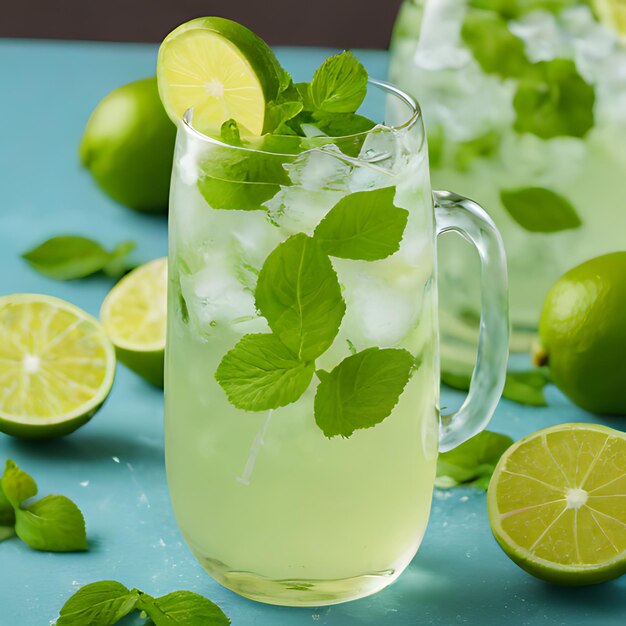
[164,80,509,606]
[390,0,626,352]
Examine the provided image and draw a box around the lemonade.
[164,117,441,605]
[161,17,508,606]
[390,0,626,349]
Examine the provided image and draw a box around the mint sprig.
[0,459,87,552]
[22,235,135,281]
[513,59,595,140]
[500,187,581,233]
[436,431,514,490]
[56,581,230,626]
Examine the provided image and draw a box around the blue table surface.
[0,39,624,626]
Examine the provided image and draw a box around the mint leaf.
[215,334,315,411]
[314,347,415,438]
[436,431,513,489]
[455,130,501,171]
[469,0,581,18]
[295,82,314,111]
[309,51,368,114]
[441,366,550,406]
[264,82,304,134]
[310,112,376,157]
[102,241,136,278]
[500,187,581,232]
[1,459,37,507]
[220,119,242,146]
[0,484,15,526]
[503,369,550,406]
[314,187,408,261]
[138,590,230,625]
[513,59,595,139]
[57,581,139,626]
[197,147,290,211]
[0,526,15,542]
[15,494,87,552]
[22,236,135,281]
[461,12,528,78]
[255,234,345,361]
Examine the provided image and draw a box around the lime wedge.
[488,423,626,585]
[157,16,283,135]
[0,294,115,439]
[101,257,167,388]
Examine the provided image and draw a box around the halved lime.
[157,16,283,135]
[488,423,626,585]
[0,294,116,439]
[101,258,167,388]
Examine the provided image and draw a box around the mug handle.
[433,190,509,452]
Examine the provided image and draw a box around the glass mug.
[389,0,626,352]
[164,80,509,606]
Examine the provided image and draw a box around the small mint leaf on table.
[1,459,38,508]
[314,187,408,261]
[500,187,581,233]
[461,11,528,78]
[436,431,513,490]
[0,525,15,542]
[197,146,291,211]
[309,51,368,114]
[56,581,140,626]
[314,347,416,438]
[503,369,550,406]
[102,241,137,278]
[215,334,315,411]
[513,58,595,139]
[255,233,346,361]
[15,494,87,552]
[22,235,135,281]
[138,590,231,625]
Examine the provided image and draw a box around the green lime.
[157,16,284,134]
[100,258,167,388]
[0,294,116,439]
[535,252,626,415]
[79,76,175,213]
[488,423,626,585]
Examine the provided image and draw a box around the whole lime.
[79,76,175,213]
[535,252,626,415]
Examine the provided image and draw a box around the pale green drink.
[164,75,509,606]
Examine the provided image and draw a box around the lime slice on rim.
[0,294,116,439]
[101,257,167,388]
[488,423,626,585]
[157,16,284,135]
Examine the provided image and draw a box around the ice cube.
[509,11,568,63]
[180,249,260,336]
[412,0,472,71]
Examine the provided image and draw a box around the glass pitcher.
[164,79,509,606]
[390,0,626,352]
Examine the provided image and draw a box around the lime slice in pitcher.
[488,423,626,585]
[157,16,284,134]
[100,257,167,388]
[593,0,626,37]
[0,294,116,439]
